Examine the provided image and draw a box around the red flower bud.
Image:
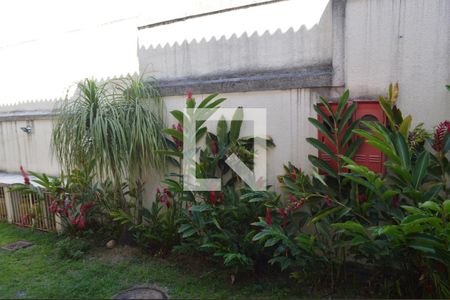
[209,191,216,205]
[288,194,297,203]
[265,208,272,225]
[278,208,288,228]
[391,195,400,208]
[432,120,450,152]
[19,165,31,185]
[77,215,86,230]
[325,195,331,207]
[289,171,296,181]
[358,193,367,203]
[186,89,193,100]
[50,200,58,213]
[210,140,218,155]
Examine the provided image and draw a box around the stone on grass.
[1,241,33,251]
[106,239,117,249]
[113,285,168,299]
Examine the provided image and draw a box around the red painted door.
[352,101,386,174]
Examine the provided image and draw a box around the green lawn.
[0,222,299,299]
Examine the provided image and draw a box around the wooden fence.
[0,186,7,220]
[0,185,57,231]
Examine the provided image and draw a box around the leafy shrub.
[251,86,450,297]
[159,92,276,276]
[56,237,92,260]
[12,163,114,237]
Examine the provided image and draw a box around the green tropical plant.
[307,90,363,202]
[52,76,167,225]
[157,93,276,278]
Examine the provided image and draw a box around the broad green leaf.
[170,110,185,125]
[337,102,357,134]
[398,115,412,139]
[419,201,440,212]
[310,207,340,224]
[393,132,411,170]
[198,93,219,108]
[318,96,334,117]
[443,200,450,217]
[344,138,363,158]
[313,104,333,129]
[332,221,366,236]
[163,128,183,141]
[412,151,429,188]
[379,96,396,129]
[341,120,360,145]
[308,155,338,178]
[444,133,450,153]
[306,138,337,162]
[308,118,336,146]
[156,150,182,158]
[336,90,349,119]
[229,107,243,142]
[217,117,228,146]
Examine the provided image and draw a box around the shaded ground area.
[0,222,302,299]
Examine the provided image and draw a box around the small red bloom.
[163,187,173,197]
[325,195,331,207]
[358,193,367,203]
[50,200,58,213]
[171,123,183,149]
[278,208,288,228]
[288,194,297,203]
[265,208,272,225]
[210,140,218,155]
[19,165,30,185]
[209,191,216,205]
[77,215,86,230]
[432,120,450,152]
[289,171,296,181]
[186,89,193,100]
[257,177,264,189]
[187,203,193,217]
[392,195,400,208]
[80,202,94,214]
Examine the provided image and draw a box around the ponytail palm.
[52,76,167,217]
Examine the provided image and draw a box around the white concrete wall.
[138,0,332,79]
[141,87,319,202]
[345,0,450,128]
[0,118,59,174]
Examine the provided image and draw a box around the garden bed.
[0,222,318,299]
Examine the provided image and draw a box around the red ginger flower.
[50,200,58,213]
[358,193,367,203]
[278,208,288,228]
[391,195,400,208]
[289,171,296,181]
[209,191,216,205]
[186,88,193,100]
[19,165,30,185]
[210,140,218,155]
[171,123,183,149]
[433,120,450,152]
[77,215,86,230]
[265,208,272,225]
[325,195,332,207]
[80,202,94,214]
